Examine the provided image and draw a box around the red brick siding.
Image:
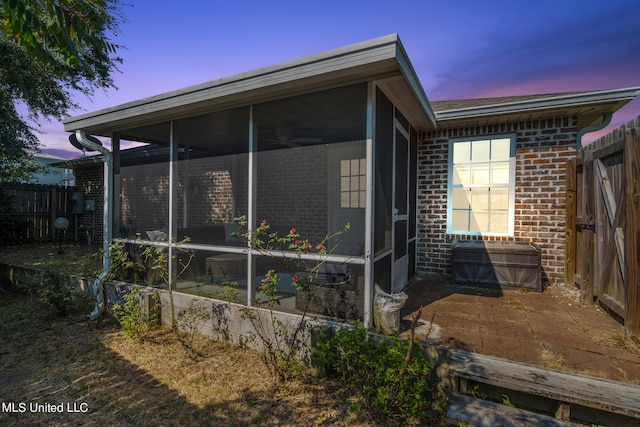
[74,166,104,245]
[417,118,577,284]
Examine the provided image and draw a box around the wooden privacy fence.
[0,183,78,242]
[565,116,640,338]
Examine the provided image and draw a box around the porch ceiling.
[63,34,437,138]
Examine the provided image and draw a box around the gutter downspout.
[74,130,113,321]
[576,113,612,150]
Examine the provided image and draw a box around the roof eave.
[435,86,640,123]
[63,34,436,134]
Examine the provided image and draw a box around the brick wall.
[417,117,577,284]
[257,145,329,243]
[120,162,169,237]
[118,156,248,239]
[74,165,104,245]
[178,155,244,227]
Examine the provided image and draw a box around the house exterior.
[60,34,640,327]
[3,152,76,186]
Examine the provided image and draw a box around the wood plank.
[565,159,577,287]
[599,293,625,319]
[591,138,625,162]
[573,273,582,288]
[594,161,604,295]
[449,349,640,418]
[595,159,617,227]
[446,392,578,427]
[616,226,625,282]
[625,129,640,339]
[580,149,595,304]
[597,187,626,299]
[50,187,57,241]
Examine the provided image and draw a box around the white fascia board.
[436,86,640,122]
[394,38,437,127]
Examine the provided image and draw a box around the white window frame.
[446,134,516,236]
[340,158,366,208]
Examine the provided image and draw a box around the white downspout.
[74,130,113,321]
[577,113,612,150]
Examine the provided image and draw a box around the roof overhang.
[433,86,640,131]
[63,34,436,136]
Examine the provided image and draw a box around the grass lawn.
[0,244,445,426]
[0,294,391,426]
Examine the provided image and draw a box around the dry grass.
[540,347,568,371]
[0,294,396,427]
[0,244,450,426]
[503,295,533,313]
[581,326,640,358]
[0,243,102,278]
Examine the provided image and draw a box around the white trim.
[446,134,517,237]
[364,82,375,328]
[168,121,178,285]
[436,86,640,122]
[247,105,257,307]
[391,116,411,292]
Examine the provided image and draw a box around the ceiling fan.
[268,126,323,148]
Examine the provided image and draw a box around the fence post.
[580,150,595,304]
[625,129,640,339]
[565,158,577,287]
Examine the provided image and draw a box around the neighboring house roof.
[53,145,166,169]
[26,152,76,186]
[34,152,68,162]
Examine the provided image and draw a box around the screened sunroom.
[63,34,436,326]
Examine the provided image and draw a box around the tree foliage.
[0,0,124,182]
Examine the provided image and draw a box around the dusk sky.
[35,0,640,159]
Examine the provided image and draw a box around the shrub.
[175,298,211,359]
[314,323,433,424]
[233,216,350,382]
[112,288,160,341]
[20,271,88,317]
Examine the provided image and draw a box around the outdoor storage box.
[452,241,542,291]
[296,274,364,320]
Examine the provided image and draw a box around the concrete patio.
[400,275,640,385]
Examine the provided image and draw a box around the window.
[340,158,366,208]
[447,135,515,235]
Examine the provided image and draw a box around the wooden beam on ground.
[625,129,640,339]
[446,392,576,427]
[565,158,577,287]
[449,349,640,419]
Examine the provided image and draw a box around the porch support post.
[363,82,375,328]
[102,140,113,273]
[112,132,121,248]
[625,129,640,339]
[168,121,178,286]
[247,105,257,307]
